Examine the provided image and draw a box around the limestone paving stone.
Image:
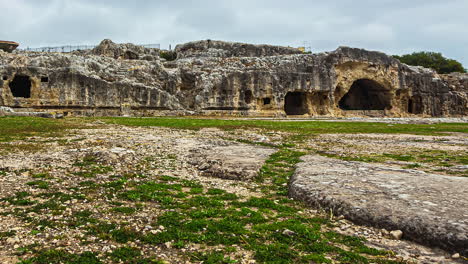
[289,154,468,255]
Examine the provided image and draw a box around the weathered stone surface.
[289,155,468,255]
[0,41,19,53]
[187,141,275,180]
[0,39,466,117]
[175,39,303,58]
[90,39,159,61]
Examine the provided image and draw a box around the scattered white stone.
[390,230,403,240]
[282,229,296,236]
[451,253,460,259]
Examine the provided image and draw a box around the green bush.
[393,52,466,74]
[159,50,177,61]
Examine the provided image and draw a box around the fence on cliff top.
[19,44,160,53]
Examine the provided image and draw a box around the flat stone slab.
[289,155,468,255]
[187,140,275,180]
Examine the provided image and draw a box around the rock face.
[90,39,159,61]
[175,39,303,58]
[289,155,468,255]
[0,39,466,117]
[0,41,19,53]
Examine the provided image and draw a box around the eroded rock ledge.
[0,39,466,117]
[289,155,468,255]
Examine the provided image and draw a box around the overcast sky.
[1,0,467,66]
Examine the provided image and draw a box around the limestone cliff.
[0,39,466,117]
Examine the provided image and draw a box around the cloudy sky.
[1,0,467,66]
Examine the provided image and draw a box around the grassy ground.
[99,117,468,135]
[1,117,466,143]
[0,117,87,142]
[1,116,467,263]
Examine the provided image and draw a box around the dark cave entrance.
[284,92,309,115]
[9,75,32,98]
[338,79,391,110]
[244,90,253,104]
[408,98,413,113]
[407,96,423,114]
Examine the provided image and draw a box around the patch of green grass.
[99,117,468,135]
[257,148,305,195]
[32,173,53,179]
[317,149,467,174]
[1,191,35,206]
[86,222,117,240]
[72,155,113,178]
[230,138,278,148]
[26,180,50,189]
[316,151,383,163]
[108,247,141,262]
[0,230,16,239]
[189,187,204,194]
[30,200,65,214]
[403,163,422,169]
[111,206,137,214]
[68,210,98,228]
[382,153,415,161]
[18,249,102,264]
[0,116,84,142]
[207,188,226,195]
[190,251,237,264]
[37,191,84,202]
[15,243,40,256]
[110,227,140,243]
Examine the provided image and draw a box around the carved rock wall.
[0,40,466,117]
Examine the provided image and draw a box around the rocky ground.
[0,118,467,263]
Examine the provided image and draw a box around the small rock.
[451,253,460,259]
[381,229,389,236]
[336,215,345,220]
[390,230,403,240]
[6,237,19,244]
[198,163,210,170]
[282,229,296,236]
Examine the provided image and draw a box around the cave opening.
[244,90,253,104]
[9,75,32,98]
[284,92,309,115]
[408,98,413,113]
[407,96,423,114]
[263,98,271,105]
[41,76,49,82]
[338,79,391,110]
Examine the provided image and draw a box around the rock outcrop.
[175,39,303,58]
[0,39,466,117]
[0,41,19,53]
[90,39,159,61]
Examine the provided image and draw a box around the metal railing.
[19,43,160,53]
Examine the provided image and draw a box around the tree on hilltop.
[393,52,466,74]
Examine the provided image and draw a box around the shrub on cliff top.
[394,52,466,74]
